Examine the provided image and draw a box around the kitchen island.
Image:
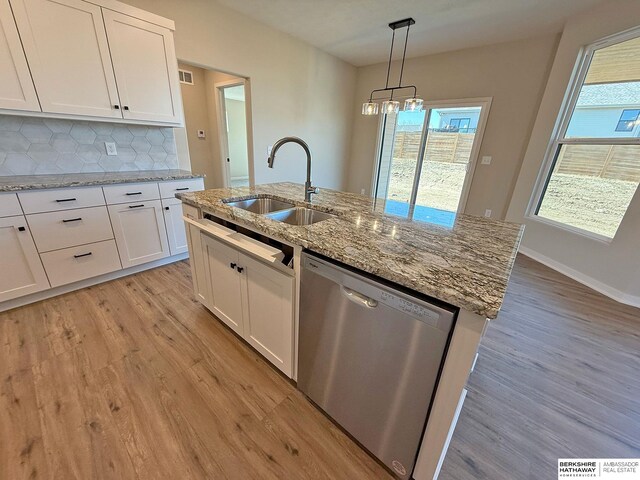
[177,182,523,480]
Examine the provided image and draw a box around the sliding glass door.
[374,99,490,225]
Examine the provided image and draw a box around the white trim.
[0,253,188,313]
[519,246,640,308]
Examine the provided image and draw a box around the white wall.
[121,0,356,190]
[346,34,559,218]
[507,0,640,304]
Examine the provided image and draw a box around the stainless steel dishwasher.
[298,252,456,479]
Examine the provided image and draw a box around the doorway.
[216,81,250,187]
[177,62,253,189]
[373,98,491,225]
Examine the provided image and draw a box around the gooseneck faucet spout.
[267,136,319,202]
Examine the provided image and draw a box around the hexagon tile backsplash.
[0,115,178,175]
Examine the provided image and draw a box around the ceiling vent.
[179,69,194,85]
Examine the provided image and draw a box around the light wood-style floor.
[1,255,639,479]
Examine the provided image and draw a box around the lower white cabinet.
[185,222,211,308]
[108,200,169,268]
[163,197,188,256]
[200,233,294,376]
[0,216,50,302]
[40,239,121,288]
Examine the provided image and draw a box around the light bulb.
[382,100,399,114]
[362,102,379,115]
[404,98,424,112]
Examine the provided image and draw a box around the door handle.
[340,286,378,308]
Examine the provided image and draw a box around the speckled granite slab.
[0,170,203,192]
[178,182,524,319]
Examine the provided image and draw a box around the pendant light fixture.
[362,18,423,116]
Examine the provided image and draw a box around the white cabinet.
[11,0,121,118]
[102,10,182,124]
[185,222,211,308]
[200,232,294,376]
[162,197,188,255]
[0,193,23,217]
[201,234,246,336]
[0,216,50,302]
[108,200,169,268]
[242,254,294,376]
[0,0,40,111]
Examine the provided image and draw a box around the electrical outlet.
[105,142,117,156]
[360,188,366,195]
[197,130,206,138]
[481,156,492,165]
[484,209,492,218]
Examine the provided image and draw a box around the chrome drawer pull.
[62,217,82,223]
[56,198,77,203]
[73,252,92,259]
[128,204,145,209]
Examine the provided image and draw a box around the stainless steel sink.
[266,207,336,226]
[224,197,295,214]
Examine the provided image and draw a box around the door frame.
[371,97,492,214]
[214,79,254,188]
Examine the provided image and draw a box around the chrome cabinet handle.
[341,286,378,308]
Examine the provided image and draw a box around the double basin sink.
[224,197,336,226]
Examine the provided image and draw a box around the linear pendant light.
[362,17,423,116]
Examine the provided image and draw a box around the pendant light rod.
[384,28,396,90]
[398,23,410,87]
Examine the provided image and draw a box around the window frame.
[527,26,640,243]
[615,109,640,132]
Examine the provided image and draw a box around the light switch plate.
[105,142,117,156]
[481,156,492,165]
[484,209,492,217]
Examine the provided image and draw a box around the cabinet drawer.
[0,193,22,217]
[40,239,121,288]
[18,187,105,214]
[103,182,160,205]
[27,206,114,253]
[158,178,204,199]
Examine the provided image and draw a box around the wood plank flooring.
[439,255,640,480]
[1,254,638,479]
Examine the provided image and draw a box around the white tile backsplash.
[0,115,178,175]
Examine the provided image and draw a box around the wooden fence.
[393,131,640,182]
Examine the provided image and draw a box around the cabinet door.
[11,0,121,118]
[0,0,40,111]
[162,198,187,256]
[241,254,294,376]
[201,234,245,336]
[108,200,169,268]
[0,215,49,302]
[185,223,211,308]
[103,9,181,124]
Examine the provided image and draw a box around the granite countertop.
[0,170,203,192]
[178,182,524,319]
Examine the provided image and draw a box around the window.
[534,31,640,239]
[616,109,640,132]
[449,118,471,132]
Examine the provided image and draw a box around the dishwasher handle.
[341,286,378,308]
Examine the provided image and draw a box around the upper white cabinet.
[3,0,182,125]
[11,0,122,118]
[0,215,50,302]
[103,10,181,124]
[0,0,40,111]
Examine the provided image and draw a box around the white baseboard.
[519,246,640,309]
[0,253,188,313]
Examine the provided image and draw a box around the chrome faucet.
[267,136,319,202]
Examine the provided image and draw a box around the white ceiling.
[215,0,606,66]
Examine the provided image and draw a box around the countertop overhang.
[0,169,203,192]
[178,182,524,319]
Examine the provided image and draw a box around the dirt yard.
[386,157,638,237]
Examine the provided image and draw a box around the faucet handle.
[308,186,320,194]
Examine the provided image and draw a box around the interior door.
[103,9,181,124]
[11,0,122,117]
[0,216,50,302]
[242,253,294,376]
[374,99,490,225]
[0,0,40,111]
[108,200,170,268]
[201,234,245,336]
[218,83,250,187]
